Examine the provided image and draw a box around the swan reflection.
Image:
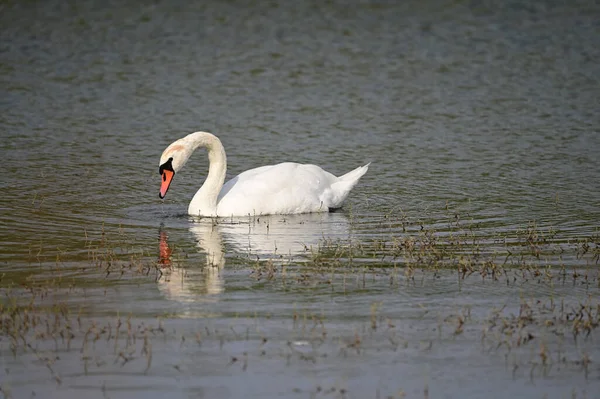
[157,213,351,303]
[213,212,351,257]
[157,223,225,303]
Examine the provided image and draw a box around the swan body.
[158,131,369,217]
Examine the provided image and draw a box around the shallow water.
[1,0,600,398]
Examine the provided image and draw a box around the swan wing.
[216,162,339,216]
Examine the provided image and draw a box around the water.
[1,0,599,398]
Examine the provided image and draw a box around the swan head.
[158,138,195,199]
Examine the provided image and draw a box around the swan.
[158,131,369,217]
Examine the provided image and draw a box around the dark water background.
[1,0,599,398]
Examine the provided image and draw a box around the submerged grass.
[1,208,599,397]
[5,206,598,290]
[1,279,598,397]
[238,213,600,290]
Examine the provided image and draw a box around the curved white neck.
[186,132,227,216]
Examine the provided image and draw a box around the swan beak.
[159,169,174,199]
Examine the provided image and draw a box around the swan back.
[207,162,369,217]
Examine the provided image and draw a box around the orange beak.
[159,169,174,199]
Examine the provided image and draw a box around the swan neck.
[189,132,227,216]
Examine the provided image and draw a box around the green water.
[1,0,599,398]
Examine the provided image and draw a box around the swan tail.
[337,163,370,183]
[326,163,370,209]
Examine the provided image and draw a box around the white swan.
[158,131,369,217]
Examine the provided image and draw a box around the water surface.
[1,0,599,398]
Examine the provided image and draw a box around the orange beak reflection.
[158,230,173,268]
[159,169,174,199]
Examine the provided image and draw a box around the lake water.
[1,0,599,398]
